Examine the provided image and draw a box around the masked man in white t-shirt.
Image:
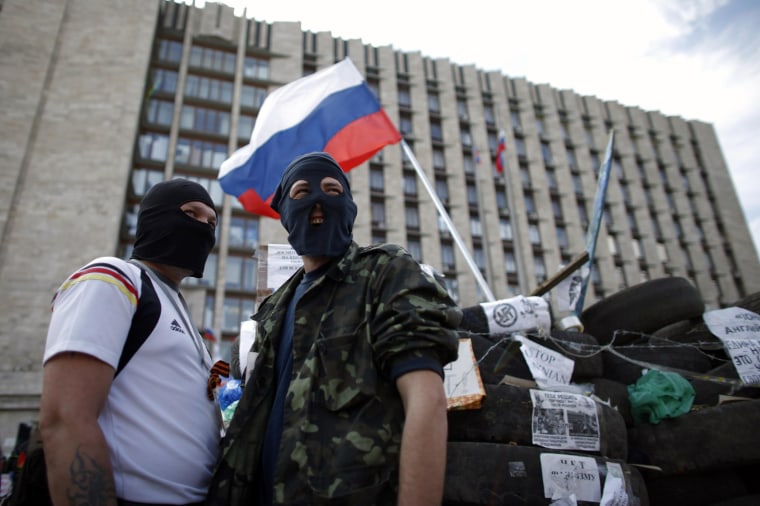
[40,179,220,506]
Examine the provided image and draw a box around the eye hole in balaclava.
[270,152,357,257]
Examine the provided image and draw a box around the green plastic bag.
[627,369,695,425]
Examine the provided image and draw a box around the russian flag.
[495,131,506,174]
[218,58,402,218]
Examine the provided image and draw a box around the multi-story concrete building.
[2,0,758,440]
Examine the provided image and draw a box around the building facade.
[2,0,759,439]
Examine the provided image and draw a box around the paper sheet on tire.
[530,389,600,452]
[703,307,760,385]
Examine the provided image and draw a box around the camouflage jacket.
[205,242,461,506]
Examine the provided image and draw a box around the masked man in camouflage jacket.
[205,152,461,506]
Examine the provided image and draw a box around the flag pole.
[572,129,615,316]
[401,140,496,302]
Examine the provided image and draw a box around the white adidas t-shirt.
[44,257,219,503]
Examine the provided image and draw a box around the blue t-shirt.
[258,265,327,504]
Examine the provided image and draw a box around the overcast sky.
[190,0,760,260]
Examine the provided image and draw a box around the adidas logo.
[170,319,185,333]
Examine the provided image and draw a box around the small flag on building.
[495,131,506,174]
[218,58,402,218]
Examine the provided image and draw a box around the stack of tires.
[445,277,760,505]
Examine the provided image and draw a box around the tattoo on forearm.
[66,446,115,506]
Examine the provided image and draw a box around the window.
[528,223,541,245]
[243,56,269,79]
[464,155,475,174]
[535,117,545,137]
[520,166,532,187]
[551,197,562,219]
[496,190,508,210]
[149,68,178,94]
[405,206,420,229]
[225,256,257,291]
[541,141,552,164]
[524,193,536,214]
[185,74,233,103]
[510,109,522,130]
[398,88,411,108]
[433,148,445,170]
[435,178,449,202]
[556,226,568,249]
[534,256,546,281]
[180,105,230,136]
[504,251,517,273]
[190,46,236,74]
[474,245,485,271]
[430,122,443,142]
[499,219,513,241]
[131,169,164,197]
[145,99,174,126]
[238,115,255,139]
[441,243,455,270]
[400,116,413,136]
[547,169,558,190]
[608,235,618,255]
[470,217,482,237]
[460,128,473,147]
[483,105,495,125]
[370,167,384,191]
[138,133,168,161]
[403,173,418,196]
[466,183,478,206]
[158,39,182,63]
[572,174,583,194]
[222,296,255,332]
[228,216,259,249]
[371,200,386,227]
[457,99,469,120]
[175,138,227,169]
[428,94,440,113]
[240,85,267,109]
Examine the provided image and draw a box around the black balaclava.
[270,152,357,258]
[131,179,217,278]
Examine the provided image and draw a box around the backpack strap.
[115,268,160,377]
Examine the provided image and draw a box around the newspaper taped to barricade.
[540,453,601,503]
[444,338,486,410]
[703,307,760,385]
[530,389,600,451]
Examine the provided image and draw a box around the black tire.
[444,442,649,505]
[581,277,705,345]
[628,399,760,476]
[710,495,760,506]
[601,340,714,385]
[643,468,748,506]
[447,383,628,460]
